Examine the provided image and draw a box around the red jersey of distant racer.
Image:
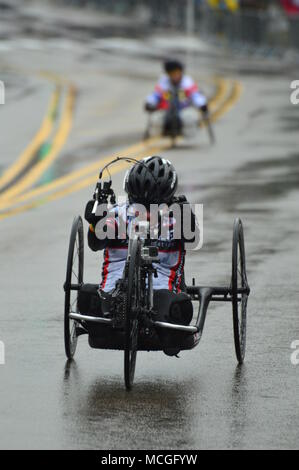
[146,74,207,111]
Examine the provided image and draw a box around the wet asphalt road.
[0,1,299,450]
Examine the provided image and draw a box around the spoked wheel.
[124,238,140,390]
[64,216,84,359]
[163,110,182,146]
[231,218,250,364]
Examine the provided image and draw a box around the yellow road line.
[44,79,243,204]
[36,141,171,204]
[0,85,60,191]
[209,77,230,111]
[0,140,172,220]
[0,85,76,205]
[210,80,243,122]
[0,137,168,217]
[0,77,242,220]
[0,135,161,210]
[5,78,227,208]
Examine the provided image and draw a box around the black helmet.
[124,156,178,204]
[164,59,184,74]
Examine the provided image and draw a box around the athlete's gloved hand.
[84,200,97,225]
[144,103,156,113]
[171,195,187,206]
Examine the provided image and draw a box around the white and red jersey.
[100,244,184,293]
[89,202,187,294]
[146,75,207,111]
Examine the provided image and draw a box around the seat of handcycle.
[77,283,199,353]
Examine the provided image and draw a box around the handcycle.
[63,159,250,390]
[144,88,215,145]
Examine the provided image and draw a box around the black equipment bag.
[153,289,194,356]
[78,284,102,316]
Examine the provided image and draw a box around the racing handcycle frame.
[64,216,250,390]
[63,158,250,390]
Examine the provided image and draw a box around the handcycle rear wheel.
[231,218,249,364]
[64,216,84,359]
[124,238,140,390]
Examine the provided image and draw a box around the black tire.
[64,216,84,359]
[124,238,140,390]
[231,218,249,364]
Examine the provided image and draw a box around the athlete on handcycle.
[84,156,199,354]
[144,60,209,138]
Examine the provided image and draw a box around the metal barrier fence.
[195,7,299,52]
[58,0,299,53]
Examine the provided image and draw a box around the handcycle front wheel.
[231,218,249,364]
[124,238,140,390]
[64,216,84,359]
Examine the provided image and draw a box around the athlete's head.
[164,59,184,86]
[124,156,178,205]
